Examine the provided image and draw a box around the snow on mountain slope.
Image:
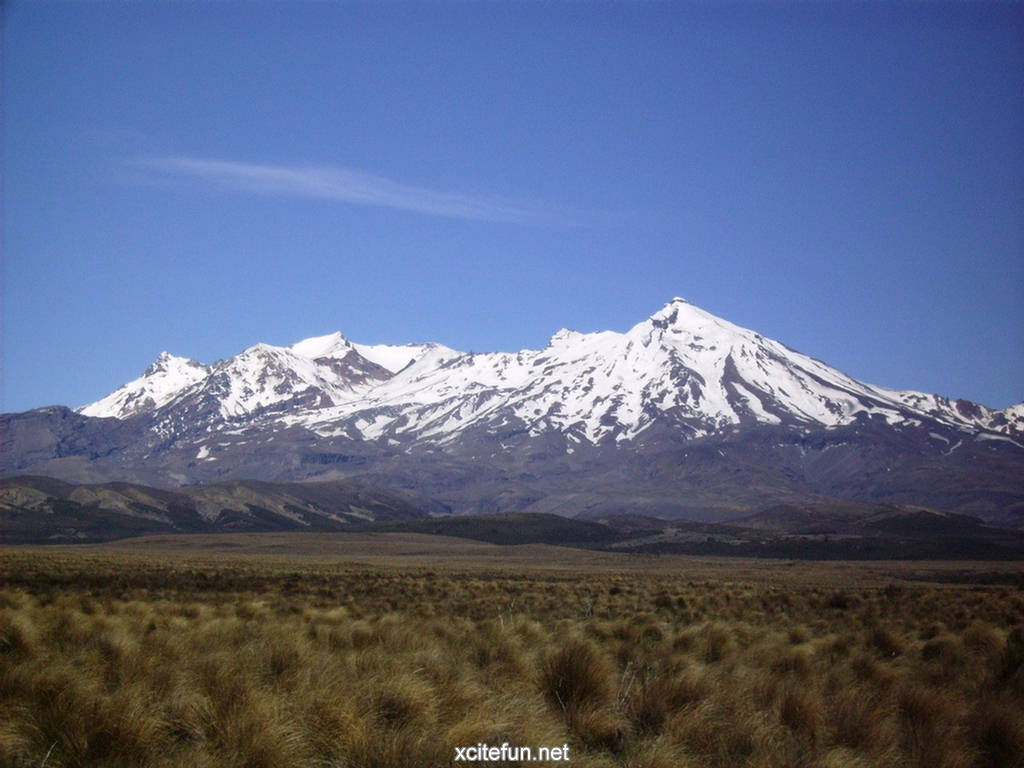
[77,332,457,424]
[352,341,459,374]
[196,336,461,419]
[78,352,210,419]
[203,342,392,418]
[886,390,1024,438]
[77,299,1023,447]
[288,330,457,374]
[995,402,1024,433]
[288,331,353,360]
[285,298,1022,445]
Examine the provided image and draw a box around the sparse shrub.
[262,634,303,681]
[827,591,852,610]
[573,706,627,752]
[163,687,215,747]
[671,698,757,765]
[883,583,903,600]
[830,688,895,755]
[970,700,1024,768]
[693,622,733,664]
[963,621,1002,658]
[368,675,434,728]
[623,667,706,736]
[868,626,903,657]
[820,634,850,662]
[787,625,809,645]
[1,547,1021,768]
[540,635,613,715]
[777,683,822,748]
[921,635,951,661]
[771,646,812,676]
[898,685,956,767]
[997,625,1024,689]
[621,738,692,768]
[0,613,35,658]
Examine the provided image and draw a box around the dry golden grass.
[0,540,1022,767]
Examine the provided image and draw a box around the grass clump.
[0,546,1021,767]
[540,636,613,715]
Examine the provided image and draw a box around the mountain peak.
[548,328,583,346]
[80,351,210,419]
[71,301,1024,447]
[646,297,729,335]
[145,351,174,375]
[289,331,352,360]
[144,351,204,377]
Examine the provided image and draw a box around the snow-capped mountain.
[80,332,457,424]
[79,352,211,419]
[285,298,1024,446]
[6,298,1021,524]
[77,298,1023,446]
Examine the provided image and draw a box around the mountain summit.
[79,352,211,419]
[77,298,1024,445]
[4,299,1022,522]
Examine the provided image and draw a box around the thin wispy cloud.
[136,156,580,226]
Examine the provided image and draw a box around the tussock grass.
[540,636,613,715]
[0,547,1022,767]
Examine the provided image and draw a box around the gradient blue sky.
[3,0,1022,413]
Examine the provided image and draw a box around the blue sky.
[3,0,1022,413]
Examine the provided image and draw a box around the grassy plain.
[1,533,1023,767]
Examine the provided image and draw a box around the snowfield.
[77,298,1024,447]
